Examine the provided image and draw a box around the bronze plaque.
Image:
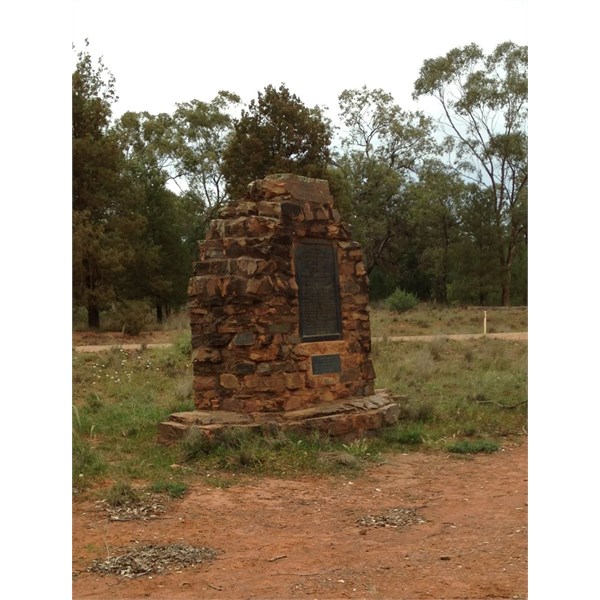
[294,240,342,341]
[311,354,341,375]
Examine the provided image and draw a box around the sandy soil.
[72,437,527,600]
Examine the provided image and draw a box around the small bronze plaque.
[311,354,342,375]
[294,240,342,341]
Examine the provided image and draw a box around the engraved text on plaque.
[294,240,342,341]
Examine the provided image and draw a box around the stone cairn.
[158,174,400,443]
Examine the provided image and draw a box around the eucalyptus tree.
[171,92,241,232]
[222,84,332,199]
[112,110,189,320]
[334,87,439,287]
[406,161,465,304]
[413,42,528,305]
[111,93,241,318]
[452,184,502,305]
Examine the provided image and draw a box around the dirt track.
[73,332,528,353]
[72,437,527,599]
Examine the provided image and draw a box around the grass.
[72,335,195,491]
[105,480,142,506]
[72,306,527,496]
[371,336,528,447]
[149,480,188,498]
[446,439,500,454]
[369,303,527,337]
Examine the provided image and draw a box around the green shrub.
[398,398,436,422]
[72,432,105,483]
[73,406,105,486]
[174,330,192,356]
[105,481,141,506]
[341,438,373,458]
[149,480,188,499]
[180,428,212,462]
[84,393,103,413]
[385,289,419,313]
[383,425,424,446]
[116,300,153,335]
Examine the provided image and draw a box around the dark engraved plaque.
[294,240,342,341]
[311,354,342,375]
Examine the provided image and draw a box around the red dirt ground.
[72,437,527,600]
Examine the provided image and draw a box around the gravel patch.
[88,544,218,578]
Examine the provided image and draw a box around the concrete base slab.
[158,389,403,444]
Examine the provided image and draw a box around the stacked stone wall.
[189,174,375,414]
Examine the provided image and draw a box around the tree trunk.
[500,242,517,306]
[87,304,100,329]
[156,303,163,324]
[501,282,510,306]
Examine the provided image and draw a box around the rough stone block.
[259,174,332,204]
[192,347,222,363]
[284,372,304,390]
[219,373,239,389]
[233,332,256,346]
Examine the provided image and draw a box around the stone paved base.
[158,390,402,444]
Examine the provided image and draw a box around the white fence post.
[483,310,487,335]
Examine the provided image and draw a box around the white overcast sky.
[72,0,529,122]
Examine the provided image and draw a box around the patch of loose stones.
[357,507,426,529]
[96,493,167,521]
[86,503,424,578]
[88,544,218,578]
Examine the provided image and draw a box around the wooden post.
[483,310,487,335]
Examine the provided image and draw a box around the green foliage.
[115,300,154,335]
[73,45,208,329]
[341,438,373,458]
[73,405,106,487]
[173,330,192,356]
[84,392,103,413]
[222,84,332,199]
[72,43,137,328]
[105,481,142,506]
[113,92,241,317]
[73,38,527,318]
[180,428,213,462]
[382,425,424,446]
[72,432,105,484]
[110,111,195,318]
[149,480,188,499]
[335,86,438,282]
[413,42,528,305]
[170,92,241,217]
[367,267,399,302]
[404,161,465,304]
[175,424,379,478]
[385,288,419,313]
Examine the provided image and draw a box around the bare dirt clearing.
[73,437,527,599]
